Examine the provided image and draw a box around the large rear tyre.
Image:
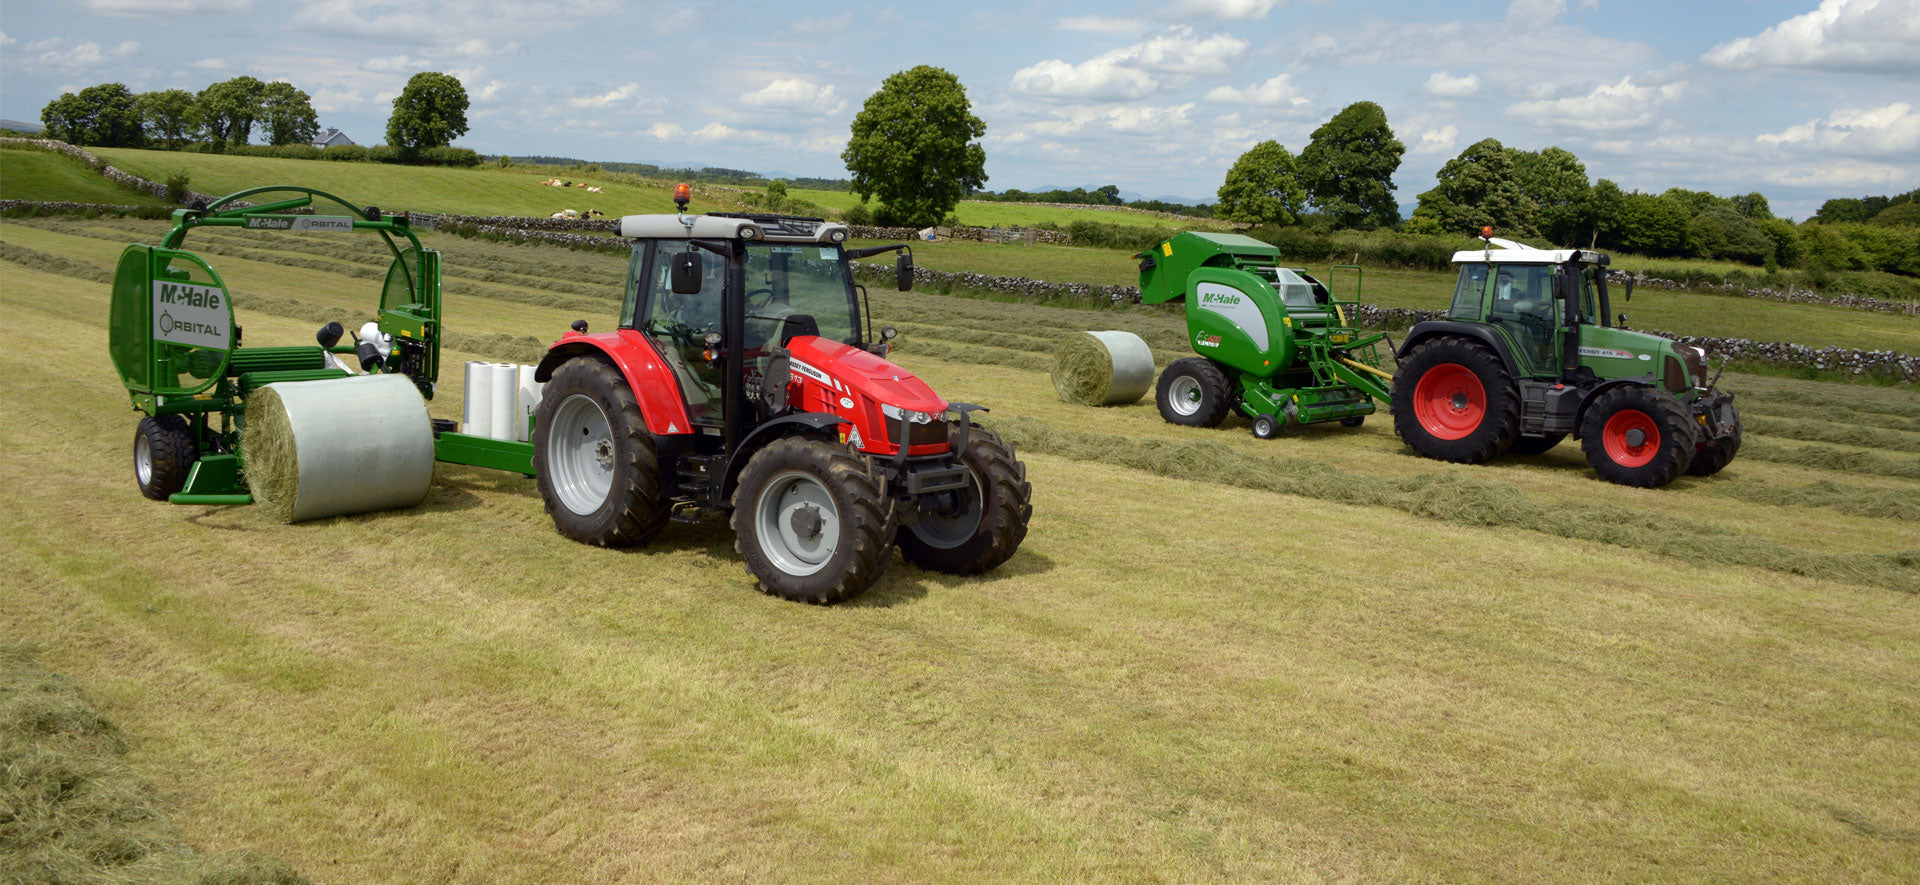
[733,437,893,604]
[898,428,1033,575]
[1391,337,1520,464]
[134,414,195,500]
[1686,402,1742,477]
[1508,432,1566,456]
[1579,386,1698,487]
[534,358,669,546]
[1156,358,1232,428]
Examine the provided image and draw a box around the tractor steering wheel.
[744,288,776,312]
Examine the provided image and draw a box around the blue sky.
[1,0,1915,218]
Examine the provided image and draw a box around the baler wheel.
[1391,337,1519,464]
[1578,386,1698,487]
[134,414,195,500]
[733,437,893,604]
[1251,414,1281,439]
[1686,402,1742,477]
[534,358,669,546]
[1156,358,1232,428]
[898,428,1033,575]
[1340,416,1366,428]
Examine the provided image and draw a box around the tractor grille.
[886,416,950,448]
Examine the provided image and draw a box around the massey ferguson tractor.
[530,187,1032,603]
[1390,231,1743,487]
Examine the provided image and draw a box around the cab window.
[1448,264,1490,320]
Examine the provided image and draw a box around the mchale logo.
[1201,291,1240,305]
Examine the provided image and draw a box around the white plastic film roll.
[463,360,493,436]
[1051,330,1154,406]
[244,373,434,523]
[516,364,544,442]
[488,363,516,440]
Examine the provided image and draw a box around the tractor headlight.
[880,403,937,424]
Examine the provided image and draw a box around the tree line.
[37,72,475,164]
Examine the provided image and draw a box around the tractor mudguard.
[1398,321,1521,373]
[534,329,692,436]
[720,412,849,498]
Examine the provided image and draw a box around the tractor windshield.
[745,244,859,347]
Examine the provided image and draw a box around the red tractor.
[530,190,1032,603]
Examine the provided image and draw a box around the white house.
[312,128,355,149]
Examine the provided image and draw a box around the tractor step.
[675,454,719,497]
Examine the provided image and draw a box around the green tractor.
[1390,231,1741,487]
[1137,231,1393,438]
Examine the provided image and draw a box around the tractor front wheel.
[734,437,893,604]
[898,428,1033,575]
[1579,386,1698,487]
[1156,358,1232,428]
[534,357,669,546]
[134,414,195,500]
[1391,338,1519,464]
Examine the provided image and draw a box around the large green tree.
[1611,192,1692,256]
[841,65,986,227]
[1215,140,1307,226]
[387,72,470,155]
[1408,138,1533,236]
[138,88,199,149]
[1297,101,1404,229]
[40,82,145,147]
[197,76,266,148]
[1513,146,1591,246]
[261,81,321,146]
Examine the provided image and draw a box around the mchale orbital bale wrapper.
[1137,232,1393,439]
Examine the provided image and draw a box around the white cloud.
[1169,0,1283,20]
[567,83,641,109]
[1011,26,1248,100]
[739,78,845,114]
[1757,102,1920,158]
[80,0,249,15]
[1702,0,1920,76]
[1058,16,1148,34]
[1414,124,1460,154]
[310,87,364,113]
[1505,75,1685,132]
[190,57,228,70]
[447,38,519,59]
[18,38,140,76]
[647,121,771,145]
[365,55,432,73]
[0,32,14,47]
[1422,71,1480,98]
[792,12,852,34]
[1204,73,1311,111]
[1506,0,1566,30]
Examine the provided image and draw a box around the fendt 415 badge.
[529,185,1033,603]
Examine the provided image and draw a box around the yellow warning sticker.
[1162,242,1173,256]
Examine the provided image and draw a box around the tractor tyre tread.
[732,436,892,604]
[135,414,195,500]
[534,357,669,547]
[1391,337,1520,464]
[898,428,1033,575]
[1579,385,1699,487]
[1156,358,1233,428]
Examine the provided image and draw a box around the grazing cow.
[551,209,580,219]
[585,186,603,193]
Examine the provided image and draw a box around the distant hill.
[0,118,46,134]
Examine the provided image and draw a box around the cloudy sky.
[1,0,1915,218]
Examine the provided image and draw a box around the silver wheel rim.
[911,471,984,549]
[755,470,840,577]
[1168,375,1202,416]
[548,394,616,516]
[135,432,154,486]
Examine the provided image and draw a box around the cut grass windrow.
[986,414,1920,594]
[1745,415,1920,455]
[1701,479,1920,522]
[1740,438,1920,480]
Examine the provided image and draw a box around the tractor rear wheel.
[134,414,195,500]
[1156,358,1232,428]
[1579,386,1698,487]
[1686,402,1742,477]
[733,437,893,604]
[534,357,669,546]
[898,428,1033,575]
[1508,432,1567,456]
[1391,337,1519,464]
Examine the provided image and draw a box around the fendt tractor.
[531,186,1033,603]
[1390,231,1743,487]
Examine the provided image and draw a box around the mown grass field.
[3,212,1918,881]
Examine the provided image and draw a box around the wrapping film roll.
[243,373,434,523]
[1051,330,1154,406]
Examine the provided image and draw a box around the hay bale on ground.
[1052,330,1154,406]
[243,374,435,522]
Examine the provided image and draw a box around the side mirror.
[896,252,913,291]
[1618,313,1628,327]
[671,251,703,294]
[1622,277,1634,302]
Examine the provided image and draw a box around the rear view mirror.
[1622,277,1634,302]
[896,252,913,291]
[671,251,703,294]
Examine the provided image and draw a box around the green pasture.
[4,212,1919,881]
[0,146,174,206]
[784,186,1228,231]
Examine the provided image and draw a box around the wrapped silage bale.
[243,373,435,522]
[1051,330,1154,406]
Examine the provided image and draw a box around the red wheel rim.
[1412,363,1486,440]
[1602,409,1660,467]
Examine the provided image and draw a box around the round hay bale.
[243,374,435,523]
[1052,330,1154,406]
